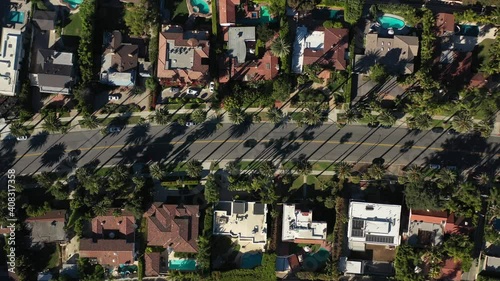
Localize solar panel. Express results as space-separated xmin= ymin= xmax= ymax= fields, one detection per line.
xmin=351 ymin=229 xmax=364 ymax=238
xmin=352 ymin=219 xmax=364 ymax=230
xmin=366 ymin=234 xmax=394 ymax=244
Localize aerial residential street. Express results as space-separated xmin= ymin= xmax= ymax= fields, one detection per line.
xmin=3 ymin=123 xmax=499 ymax=175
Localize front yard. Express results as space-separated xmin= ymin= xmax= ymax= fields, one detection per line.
xmin=63 ymin=13 xmax=83 ymax=37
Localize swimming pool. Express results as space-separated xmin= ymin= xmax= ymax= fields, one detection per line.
xmin=169 ymin=259 xmax=197 ymax=271
xmin=9 ymin=11 xmax=25 ymax=24
xmin=378 ymin=15 xmax=406 ymax=30
xmin=303 ymin=248 xmax=330 ymax=271
xmin=456 ymin=25 xmax=479 ymax=37
xmin=62 ymin=0 xmax=84 ymax=9
xmin=191 ymin=0 xmax=210 ymax=14
xmin=237 ymin=6 xmax=276 ymax=24
xmin=240 ymin=252 xmax=263 ymax=269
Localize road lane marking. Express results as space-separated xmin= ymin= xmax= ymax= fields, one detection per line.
xmin=13 ymin=138 xmax=454 ymax=159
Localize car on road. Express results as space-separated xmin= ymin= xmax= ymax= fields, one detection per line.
xmin=447 ymin=128 xmax=459 ymax=135
xmin=108 ymin=94 xmax=120 ymax=101
xmin=187 ymin=88 xmax=199 ymax=96
xmin=209 ymin=82 xmax=215 ymax=93
xmin=431 ymin=127 xmax=444 ymax=133
xmin=16 ymin=135 xmax=28 ymax=141
xmin=108 ymin=126 xmax=121 ymax=133
xmin=244 ymin=139 xmax=257 ymax=148
xmin=429 ymin=164 xmax=441 ymax=170
xmin=185 ymin=121 xmax=195 ymax=127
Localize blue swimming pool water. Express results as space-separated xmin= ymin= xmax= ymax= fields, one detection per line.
xmin=191 ymin=0 xmax=210 ymax=14
xmin=303 ymin=248 xmax=330 ymax=271
xmin=456 ymin=25 xmax=479 ymax=37
xmin=63 ymin=0 xmax=83 ymax=9
xmin=241 ymin=252 xmax=263 ymax=269
xmin=9 ymin=11 xmax=25 ymax=24
xmin=237 ymin=6 xmax=276 ymax=24
xmin=169 ymin=259 xmax=197 ymax=271
xmin=378 ymin=15 xmax=406 ymax=29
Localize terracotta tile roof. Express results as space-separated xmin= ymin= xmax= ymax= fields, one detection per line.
xmin=218 ymin=0 xmax=240 ymax=25
xmin=91 ymin=209 xmax=136 ymax=242
xmin=144 ymin=203 xmax=200 ymax=253
xmin=436 ymin=13 xmax=455 ymax=36
xmin=145 ymin=252 xmax=161 ymax=276
xmin=440 ymin=259 xmax=462 ymax=281
xmin=469 ymin=72 xmax=487 ymax=88
xmin=221 ymin=51 xmax=279 ymax=82
xmin=79 ymin=238 xmax=134 ymax=266
xmin=303 ymin=27 xmax=349 ymax=71
xmin=26 ymin=210 xmax=66 ymax=222
xmin=157 ymin=26 xmax=210 ymax=84
xmin=410 ymin=209 xmax=448 ymax=224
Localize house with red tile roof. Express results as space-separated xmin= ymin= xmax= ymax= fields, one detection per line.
xmin=435 ymin=13 xmax=455 ymax=37
xmin=292 ymin=26 xmax=349 ymax=74
xmin=440 ymin=258 xmax=462 ymax=281
xmin=79 ymin=209 xmax=136 ymax=268
xmin=407 ymin=209 xmax=473 ymax=246
xmin=157 ymin=26 xmax=210 ymax=86
xmin=218 ymin=0 xmax=240 ymax=26
xmin=143 ymin=203 xmax=199 ymax=253
xmin=219 ymin=26 xmax=279 ymax=83
xmin=144 ymin=252 xmax=161 ymax=277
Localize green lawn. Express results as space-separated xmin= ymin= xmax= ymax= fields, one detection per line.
xmin=172 ymin=0 xmax=189 ymax=22
xmin=95 ymin=167 xmax=113 ymax=177
xmin=290 ymin=176 xmax=305 ymax=191
xmin=46 ymin=245 xmax=60 ymax=270
xmin=477 ymin=38 xmax=495 ymax=68
xmin=63 ymin=13 xmax=83 ymax=37
xmin=239 ymin=160 xmax=260 ymax=171
xmin=311 ymin=161 xmax=336 ymax=171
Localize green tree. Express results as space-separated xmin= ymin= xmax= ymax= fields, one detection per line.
xmin=77 ymin=0 xmax=97 ymax=84
xmin=223 ymin=95 xmax=243 ymax=112
xmin=267 ymin=107 xmax=284 ymax=124
xmin=229 ymin=109 xmax=246 ymax=125
xmin=366 ymin=164 xmax=385 ymax=180
xmin=149 ymin=161 xmax=165 ymax=180
xmin=124 ymin=0 xmax=151 ymax=36
xmin=204 ymin=174 xmax=220 ymax=203
xmin=272 ymin=76 xmax=291 ymax=102
xmin=452 ymin=111 xmax=474 ymax=133
xmin=377 ymin=110 xmax=396 ymax=127
xmin=302 ymin=107 xmax=323 ymax=126
xmin=368 ymin=63 xmax=388 ymax=83
xmin=150 ymin=107 xmax=170 ymax=125
xmin=270 ymin=37 xmax=291 ymax=59
xmin=259 ymin=161 xmax=276 ymax=177
xmin=394 ymin=244 xmax=425 ymax=281
xmin=36 ymin=172 xmax=57 ymax=189
xmin=9 ymin=121 xmax=30 ymax=137
xmin=80 ymin=114 xmax=100 ymax=129
xmin=443 ymin=234 xmax=474 ymax=271
xmin=186 ymin=159 xmax=203 ymax=178
xmin=191 ymin=109 xmax=207 ymax=124
xmin=446 ymin=182 xmax=482 ymax=218
xmin=407 ymin=113 xmax=432 ymax=130
xmin=334 ymin=162 xmax=353 ymax=182
xmin=256 ymin=24 xmax=274 ymax=42
xmin=43 ymin=112 xmax=65 ymax=133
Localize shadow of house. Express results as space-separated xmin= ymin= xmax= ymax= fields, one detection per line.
xmin=433 ymin=50 xmax=473 ymax=90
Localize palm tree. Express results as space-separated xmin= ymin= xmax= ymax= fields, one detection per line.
xmin=43 ymin=112 xmax=63 ymax=133
xmin=334 ymin=161 xmax=352 ymax=182
xmin=400 ymin=165 xmax=426 ymax=185
xmin=149 ymin=161 xmax=165 ymax=180
xmin=185 ymin=159 xmax=203 ymax=178
xmin=475 ymin=121 xmax=492 ymax=138
xmin=436 ymin=168 xmax=456 ymax=189
xmin=302 ymin=107 xmax=323 ymax=126
xmin=366 ymin=164 xmax=385 ymax=180
xmin=150 ymin=107 xmax=170 ymax=125
xmin=80 ymin=114 xmax=100 ymax=129
xmin=225 ymin=161 xmax=241 ymax=177
xmin=377 ymin=110 xmax=396 ymax=127
xmin=267 ymin=107 xmax=284 ymax=124
xmin=407 ymin=113 xmax=432 ymax=130
xmin=452 ymin=111 xmax=474 ymax=133
xmin=270 ymin=37 xmax=291 ymax=58
xmin=229 ymin=109 xmax=245 ymax=125
xmin=35 ymin=172 xmax=56 ymax=189
xmin=475 ymin=172 xmax=491 ymax=186
xmin=9 ymin=121 xmax=29 ymax=137
xmin=191 ymin=109 xmax=207 ymax=124
xmin=344 ymin=109 xmax=358 ymax=124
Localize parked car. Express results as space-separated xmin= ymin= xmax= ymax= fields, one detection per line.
xmin=429 ymin=164 xmax=441 ymax=170
xmin=16 ymin=135 xmax=28 ymax=141
xmin=431 ymin=127 xmax=444 ymax=133
xmin=187 ymin=88 xmax=199 ymax=96
xmin=209 ymin=82 xmax=215 ymax=93
xmin=108 ymin=94 xmax=120 ymax=101
xmin=447 ymin=128 xmax=459 ymax=135
xmin=108 ymin=126 xmax=121 ymax=133
xmin=185 ymin=121 xmax=195 ymax=127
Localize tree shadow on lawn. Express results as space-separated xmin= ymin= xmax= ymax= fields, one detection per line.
xmin=41 ymin=143 xmax=67 ymax=167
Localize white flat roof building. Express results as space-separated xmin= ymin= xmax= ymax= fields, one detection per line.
xmin=0 ymin=28 xmax=23 ymax=96
xmin=213 ymin=201 xmax=268 ymax=251
xmin=347 ymin=201 xmax=402 ymax=251
xmin=282 ymin=204 xmax=327 ymax=243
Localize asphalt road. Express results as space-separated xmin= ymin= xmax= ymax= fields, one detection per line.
xmin=2 ymin=123 xmax=500 ymax=175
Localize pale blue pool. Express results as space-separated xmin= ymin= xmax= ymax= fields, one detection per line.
xmin=456 ymin=25 xmax=479 ymax=37
xmin=378 ymin=15 xmax=406 ymax=29
xmin=241 ymin=252 xmax=262 ymax=269
xmin=191 ymin=0 xmax=210 ymax=14
xmin=9 ymin=11 xmax=25 ymax=24
xmin=62 ymin=0 xmax=83 ymax=9
xmin=238 ymin=6 xmax=276 ymax=24
xmin=169 ymin=259 xmax=197 ymax=271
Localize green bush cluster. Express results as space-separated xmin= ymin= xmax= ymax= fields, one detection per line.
xmin=77 ymin=0 xmax=97 ymax=84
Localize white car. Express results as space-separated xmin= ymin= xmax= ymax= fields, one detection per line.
xmin=16 ymin=136 xmax=28 ymax=141
xmin=108 ymin=126 xmax=121 ymax=133
xmin=209 ymin=82 xmax=215 ymax=93
xmin=187 ymin=88 xmax=199 ymax=96
xmin=108 ymin=95 xmax=120 ymax=101
xmin=185 ymin=122 xmax=195 ymax=127
xmin=429 ymin=164 xmax=441 ymax=170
